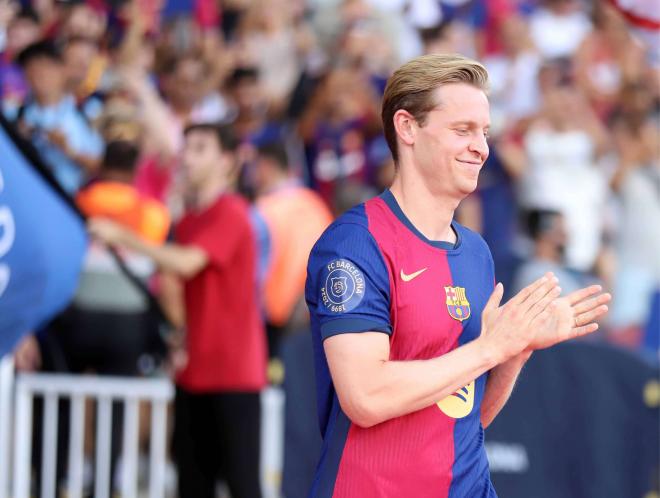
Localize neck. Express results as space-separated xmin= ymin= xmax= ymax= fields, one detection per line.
xmin=171 ymin=101 xmax=193 ymax=116
xmin=190 ymin=175 xmax=227 ymax=210
xmin=35 ymin=92 xmax=64 ymax=107
xmin=389 ymin=169 xmax=459 ymax=244
xmin=99 ymin=170 xmax=133 ymax=184
xmin=260 ymin=173 xmax=292 ymax=196
xmin=535 ymin=242 xmax=560 ymax=263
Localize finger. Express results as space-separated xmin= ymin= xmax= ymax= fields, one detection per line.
xmin=572 ymin=322 xmax=599 ymax=338
xmin=509 ymin=273 xmax=553 ymax=306
xmin=484 ymin=282 xmax=504 ymax=314
xmin=527 ymin=285 xmax=562 ymax=320
xmin=574 ymin=305 xmax=609 ymax=327
xmin=520 ymin=276 xmax=559 ymax=315
xmin=566 ymin=285 xmax=602 ymax=306
xmin=572 ymin=293 xmax=612 ymax=315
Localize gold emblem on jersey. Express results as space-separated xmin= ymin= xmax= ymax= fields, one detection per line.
xmin=444 ymin=286 xmax=471 ymax=322
xmin=437 ymin=381 xmax=475 ymax=418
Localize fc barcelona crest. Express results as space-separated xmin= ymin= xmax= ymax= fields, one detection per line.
xmin=444 ymin=286 xmax=470 ymax=322
xmin=330 ymin=277 xmax=348 ymax=298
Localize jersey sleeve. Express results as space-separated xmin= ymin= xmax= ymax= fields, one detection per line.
xmin=305 ymin=222 xmax=391 ymax=340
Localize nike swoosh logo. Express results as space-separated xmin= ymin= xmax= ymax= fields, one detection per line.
xmin=400 ymin=268 xmax=428 ymax=282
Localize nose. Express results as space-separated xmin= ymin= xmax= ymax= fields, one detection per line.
xmin=468 ymin=133 xmax=489 ymax=162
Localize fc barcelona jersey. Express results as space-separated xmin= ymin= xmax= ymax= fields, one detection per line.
xmin=305 ymin=190 xmax=498 ymax=498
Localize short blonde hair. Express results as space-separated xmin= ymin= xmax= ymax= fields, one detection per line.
xmin=381 ymin=53 xmax=489 ymax=163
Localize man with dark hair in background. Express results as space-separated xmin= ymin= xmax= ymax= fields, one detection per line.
xmin=512 ymin=209 xmax=584 ymax=295
xmin=89 ymin=123 xmax=267 ymax=498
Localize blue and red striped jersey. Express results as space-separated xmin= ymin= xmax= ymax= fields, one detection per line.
xmin=305 ymin=190 xmax=498 ymax=498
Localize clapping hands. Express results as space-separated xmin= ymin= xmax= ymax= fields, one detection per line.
xmin=480 ymin=273 xmax=611 ymax=364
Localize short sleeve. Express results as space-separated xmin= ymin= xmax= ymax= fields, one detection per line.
xmin=305 ymin=222 xmax=391 ymax=340
xmin=178 ymin=199 xmax=250 ymax=269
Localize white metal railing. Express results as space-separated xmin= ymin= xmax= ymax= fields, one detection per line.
xmin=262 ymin=387 xmax=285 ymax=496
xmin=12 ymin=372 xmax=173 ymax=498
xmin=0 ymin=359 xmax=285 ymax=498
xmin=0 ymin=355 xmax=14 ymax=498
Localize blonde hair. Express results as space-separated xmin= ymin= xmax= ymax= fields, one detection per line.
xmin=381 ymin=53 xmax=489 ymax=163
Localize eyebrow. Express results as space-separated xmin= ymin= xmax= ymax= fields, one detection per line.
xmin=448 ymin=120 xmax=490 ymax=129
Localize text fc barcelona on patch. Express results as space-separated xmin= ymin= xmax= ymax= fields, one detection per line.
xmin=444 ymin=286 xmax=471 ymax=322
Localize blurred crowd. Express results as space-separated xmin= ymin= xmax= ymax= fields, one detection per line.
xmin=2 ymin=0 xmax=659 ymax=495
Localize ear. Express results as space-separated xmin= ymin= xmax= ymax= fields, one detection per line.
xmin=393 ymin=109 xmax=416 ymax=148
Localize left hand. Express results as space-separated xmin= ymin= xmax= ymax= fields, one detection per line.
xmin=46 ymin=129 xmax=72 ymax=156
xmin=14 ymin=334 xmax=41 ymax=372
xmin=88 ymin=218 xmax=127 ymax=246
xmin=528 ymin=285 xmax=611 ymax=351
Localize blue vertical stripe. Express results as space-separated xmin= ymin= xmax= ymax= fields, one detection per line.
xmin=308 ymin=395 xmax=352 ymax=498
xmin=447 ymin=224 xmax=497 ymax=498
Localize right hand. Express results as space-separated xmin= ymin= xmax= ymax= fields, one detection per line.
xmin=479 ymin=273 xmax=561 ymax=364
xmin=88 ymin=217 xmax=128 ymax=246
xmin=164 ymin=331 xmax=188 ymax=377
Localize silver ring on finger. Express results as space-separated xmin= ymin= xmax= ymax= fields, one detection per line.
xmin=574 ymin=316 xmax=579 ymax=328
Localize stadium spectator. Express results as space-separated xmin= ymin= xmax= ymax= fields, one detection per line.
xmin=573 ymin=1 xmax=646 ymax=119
xmin=227 ymin=65 xmax=283 ymax=146
xmin=89 ymin=123 xmax=267 ymax=498
xmin=61 ymin=35 xmax=106 ymax=106
xmin=254 ymin=141 xmax=333 ymax=354
xmin=0 ymin=5 xmax=40 ymax=113
xmin=529 ymin=0 xmax=592 ymax=59
xmin=156 ymin=51 xmax=233 ymax=151
xmin=483 ymin=14 xmax=542 ymax=135
xmin=12 ymin=40 xmax=104 ymax=194
xmin=512 ymin=209 xmax=585 ymax=295
xmin=608 ymin=81 xmax=660 ymax=342
xmin=298 ymin=66 xmax=382 ymax=207
xmin=234 ymin=0 xmax=306 ymax=114
xmin=56 ymin=1 xmax=107 ymax=42
xmin=517 ymin=83 xmax=610 ymax=273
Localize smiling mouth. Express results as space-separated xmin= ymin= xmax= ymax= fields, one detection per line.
xmin=456 ymin=159 xmax=483 ymax=168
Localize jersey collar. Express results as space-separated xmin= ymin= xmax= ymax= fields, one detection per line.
xmin=379 ymin=189 xmax=461 ymax=251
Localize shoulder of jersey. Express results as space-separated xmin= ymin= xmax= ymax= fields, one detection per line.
xmin=313 ymin=203 xmax=370 ymax=248
xmin=323 ymin=203 xmax=369 ymax=235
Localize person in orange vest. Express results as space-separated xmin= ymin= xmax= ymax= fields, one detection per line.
xmin=253 ymin=141 xmax=333 ymax=356
xmin=77 ymin=140 xmax=170 ymax=243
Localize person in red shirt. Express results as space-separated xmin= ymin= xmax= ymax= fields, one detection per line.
xmin=89 ymin=123 xmax=267 ymax=498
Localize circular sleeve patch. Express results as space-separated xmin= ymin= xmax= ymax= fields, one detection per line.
xmin=320 ymin=258 xmax=366 ymax=313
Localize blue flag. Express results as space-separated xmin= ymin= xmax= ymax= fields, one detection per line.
xmin=0 ymin=117 xmax=87 ymax=356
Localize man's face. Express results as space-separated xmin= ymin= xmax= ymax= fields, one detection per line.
xmin=411 ymin=83 xmax=490 ymax=198
xmin=63 ymin=41 xmax=97 ymax=88
xmin=24 ymin=57 xmax=66 ymax=103
xmin=168 ymin=58 xmax=204 ymax=108
xmin=232 ymin=77 xmax=266 ymax=115
xmin=546 ymin=214 xmax=568 ymax=259
xmin=182 ymin=130 xmax=226 ymax=188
